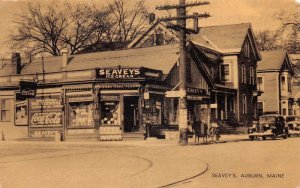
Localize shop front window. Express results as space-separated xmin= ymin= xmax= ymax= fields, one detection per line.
xmin=164 ymin=98 xmax=178 ymax=125
xmin=69 ymin=102 xmax=95 ymax=127
xmin=1 ymin=99 xmax=11 ymax=122
xmin=101 ymin=101 xmax=120 ymax=125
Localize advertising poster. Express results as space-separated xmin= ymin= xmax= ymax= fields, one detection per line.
xmin=29 ymin=95 xmax=63 ymax=129
xmin=15 ymin=100 xmax=28 ymax=126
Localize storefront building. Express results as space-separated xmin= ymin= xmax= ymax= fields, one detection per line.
xmin=0 ymin=43 xmax=214 ymax=141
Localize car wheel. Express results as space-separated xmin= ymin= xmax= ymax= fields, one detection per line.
xmin=283 ymin=134 xmax=288 ymax=139
xmin=272 ymin=135 xmax=276 ymax=140
xmin=262 ymin=136 xmax=266 ymax=140
xmin=249 ymin=136 xmax=254 ymax=141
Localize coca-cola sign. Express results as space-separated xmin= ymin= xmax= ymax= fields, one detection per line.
xmin=30 ymin=112 xmax=63 ymax=128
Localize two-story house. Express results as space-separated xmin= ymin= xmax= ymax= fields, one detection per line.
xmin=257 ymin=50 xmax=294 ymax=116
xmin=130 ymin=23 xmax=261 ymax=126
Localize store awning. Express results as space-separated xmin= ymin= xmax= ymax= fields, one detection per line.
xmin=63 ymin=84 xmax=93 ymax=91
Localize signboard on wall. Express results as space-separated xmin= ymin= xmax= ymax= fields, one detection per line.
xmin=29 ymin=95 xmax=63 ymax=131
xmin=98 ymin=68 xmax=141 ymax=79
xmin=19 ymin=81 xmax=37 ymax=98
xmin=187 ymin=87 xmax=208 ymax=96
xmin=30 ymin=96 xmax=62 ymax=110
xmin=96 ymin=67 xmax=162 ymax=80
xmin=30 ymin=111 xmax=63 ymax=128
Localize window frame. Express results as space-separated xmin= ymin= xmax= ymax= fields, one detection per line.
xmin=257 ymin=101 xmax=264 ymax=116
xmin=288 ymin=77 xmax=292 ymax=92
xmin=257 ymin=76 xmax=264 ymax=91
xmin=220 ymin=63 xmax=231 ymax=82
xmin=0 ymin=98 xmax=11 ymax=122
xmin=281 ymin=76 xmax=286 ymax=91
xmin=242 ymin=94 xmax=247 ymax=114
xmin=241 ymin=64 xmax=247 ymax=84
xmin=250 ymin=67 xmax=255 ymax=85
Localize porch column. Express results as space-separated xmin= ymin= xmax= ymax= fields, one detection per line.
xmin=215 ymin=92 xmax=218 ymax=119
xmin=225 ymin=93 xmax=228 ymax=120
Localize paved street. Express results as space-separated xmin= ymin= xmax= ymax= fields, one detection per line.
xmin=0 ymin=136 xmax=299 ymax=188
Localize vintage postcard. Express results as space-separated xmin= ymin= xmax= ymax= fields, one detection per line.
xmin=0 ymin=0 xmax=299 ymax=188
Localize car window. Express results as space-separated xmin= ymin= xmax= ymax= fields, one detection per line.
xmin=286 ymin=116 xmax=300 ymax=122
xmin=259 ymin=116 xmax=276 ymax=123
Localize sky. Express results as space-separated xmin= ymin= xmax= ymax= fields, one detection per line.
xmin=0 ymin=0 xmax=299 ymax=58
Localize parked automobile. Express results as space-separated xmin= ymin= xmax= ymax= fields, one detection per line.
xmin=248 ymin=114 xmax=288 ymax=140
xmin=285 ymin=115 xmax=300 ymax=137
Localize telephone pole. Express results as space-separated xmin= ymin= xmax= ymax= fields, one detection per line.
xmin=157 ymin=0 xmax=210 ymax=145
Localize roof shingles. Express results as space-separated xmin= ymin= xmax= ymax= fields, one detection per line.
xmin=258 ymin=50 xmax=288 ymax=71
xmin=20 ymin=44 xmax=180 ymax=75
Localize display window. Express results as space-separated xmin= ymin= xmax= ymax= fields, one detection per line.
xmin=101 ymin=101 xmax=120 ymax=125
xmin=144 ymin=98 xmax=162 ymax=125
xmin=69 ymin=102 xmax=95 ymax=127
xmin=164 ymin=98 xmax=179 ymax=125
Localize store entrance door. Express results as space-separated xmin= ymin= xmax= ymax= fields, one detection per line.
xmin=123 ymin=96 xmax=140 ymax=132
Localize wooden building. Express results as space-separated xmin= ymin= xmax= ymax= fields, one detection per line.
xmin=257 ymin=50 xmax=294 ymax=116
xmin=0 ymin=43 xmax=213 ymax=141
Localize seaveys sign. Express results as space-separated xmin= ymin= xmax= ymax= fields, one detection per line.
xmin=98 ymin=68 xmax=141 ymax=79
xmin=97 ymin=67 xmax=162 ymax=79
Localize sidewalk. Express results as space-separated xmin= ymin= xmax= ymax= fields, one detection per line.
xmin=0 ymin=134 xmax=249 ymax=147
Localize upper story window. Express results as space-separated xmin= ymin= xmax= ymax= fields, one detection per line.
xmin=242 ymin=65 xmax=247 ymax=84
xmin=242 ymin=94 xmax=247 ymax=114
xmin=281 ymin=76 xmax=286 ymax=91
xmin=244 ymin=41 xmax=251 ymax=58
xmin=288 ymin=77 xmax=292 ymax=92
xmin=250 ymin=67 xmax=255 ymax=85
xmin=220 ymin=64 xmax=230 ymax=82
xmin=257 ymin=77 xmax=264 ymax=91
xmin=0 ymin=98 xmax=11 ymax=122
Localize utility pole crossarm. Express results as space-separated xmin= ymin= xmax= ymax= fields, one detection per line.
xmin=158 ymin=13 xmax=210 ymax=22
xmin=156 ymin=1 xmax=210 ymax=10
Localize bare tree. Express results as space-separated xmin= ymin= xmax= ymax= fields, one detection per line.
xmin=255 ymin=29 xmax=281 ymax=51
xmin=10 ymin=1 xmax=110 ymax=57
xmin=274 ymin=10 xmax=300 ymax=53
xmin=105 ymin=0 xmax=149 ymax=49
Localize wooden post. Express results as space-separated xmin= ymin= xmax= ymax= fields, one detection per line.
xmin=178 ymin=0 xmax=189 ymax=145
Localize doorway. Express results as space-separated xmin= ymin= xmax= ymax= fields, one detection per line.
xmin=123 ymin=96 xmax=139 ymax=132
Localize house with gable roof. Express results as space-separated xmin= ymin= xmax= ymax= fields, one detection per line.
xmin=257 ymin=50 xmax=295 ymax=116
xmin=129 ymin=22 xmax=262 ymax=127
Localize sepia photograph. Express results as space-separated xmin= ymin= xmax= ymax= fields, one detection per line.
xmin=0 ymin=0 xmax=299 ymax=187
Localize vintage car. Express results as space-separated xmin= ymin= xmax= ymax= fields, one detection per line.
xmin=248 ymin=114 xmax=288 ymax=141
xmin=285 ymin=116 xmax=300 ymax=137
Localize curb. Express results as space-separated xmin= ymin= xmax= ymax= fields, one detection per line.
xmin=157 ymin=160 xmax=209 ymax=188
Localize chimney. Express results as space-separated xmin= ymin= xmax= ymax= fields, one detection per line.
xmin=61 ymin=48 xmax=69 ymax=68
xmin=11 ymin=53 xmax=21 ymax=74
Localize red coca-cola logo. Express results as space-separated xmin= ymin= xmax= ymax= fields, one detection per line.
xmin=31 ymin=112 xmax=62 ymax=125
